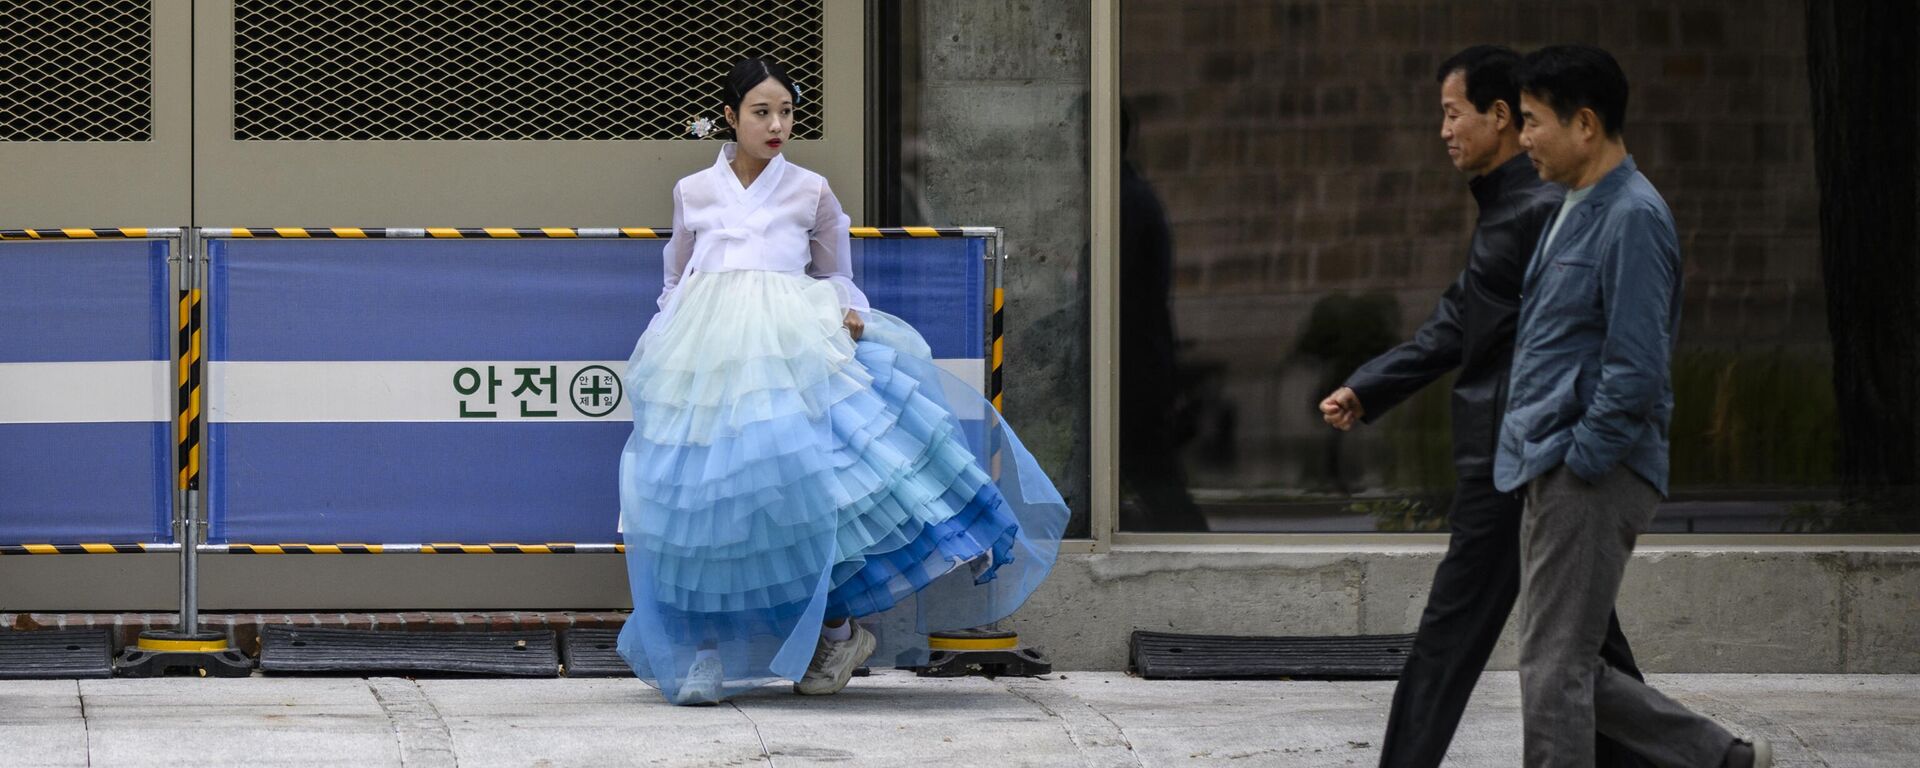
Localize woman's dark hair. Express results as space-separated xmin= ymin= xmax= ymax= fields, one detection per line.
xmin=713 ymin=58 xmax=800 ymax=140
xmin=722 ymin=57 xmax=800 ymax=115
xmin=1516 ymin=45 xmax=1630 ymax=137
xmin=1436 ymin=45 xmax=1523 ymax=126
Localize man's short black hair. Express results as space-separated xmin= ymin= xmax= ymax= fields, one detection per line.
xmin=1516 ymin=45 xmax=1630 ymax=137
xmin=1436 ymin=45 xmax=1524 ymax=126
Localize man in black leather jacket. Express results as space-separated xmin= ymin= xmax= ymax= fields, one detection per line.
xmin=1318 ymin=45 xmax=1650 ymax=768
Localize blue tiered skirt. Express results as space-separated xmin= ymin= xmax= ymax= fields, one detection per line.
xmin=616 ymin=269 xmax=1067 ymax=703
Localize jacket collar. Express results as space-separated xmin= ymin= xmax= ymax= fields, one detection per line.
xmin=1577 ymin=153 xmax=1638 ymax=204
xmin=1468 ymin=152 xmax=1539 ymax=208
xmin=712 ymin=143 xmax=788 ymax=209
xmin=1522 ymin=155 xmax=1641 ymax=286
xmin=1550 ymin=154 xmax=1639 ymax=233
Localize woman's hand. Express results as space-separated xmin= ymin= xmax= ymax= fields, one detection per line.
xmin=843 ymin=310 xmax=865 ymax=341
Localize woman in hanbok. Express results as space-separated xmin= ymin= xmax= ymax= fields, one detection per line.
xmin=617 ymin=58 xmax=1068 ymax=705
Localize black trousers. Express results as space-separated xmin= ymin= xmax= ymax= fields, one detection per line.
xmin=1378 ymin=477 xmax=1653 ymax=768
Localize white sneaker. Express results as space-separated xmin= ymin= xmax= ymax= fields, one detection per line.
xmin=1726 ymin=737 xmax=1774 ymax=768
xmin=794 ymin=623 xmax=875 ymax=696
xmin=672 ymin=652 xmax=725 ymax=706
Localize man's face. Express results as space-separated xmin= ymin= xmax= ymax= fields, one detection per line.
xmin=1518 ymin=91 xmax=1580 ymax=186
xmin=1439 ymin=71 xmax=1505 ymax=176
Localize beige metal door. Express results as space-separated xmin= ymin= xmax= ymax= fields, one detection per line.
xmin=191 ymin=0 xmax=865 ymax=227
xmin=0 ymin=1 xmax=192 ymax=227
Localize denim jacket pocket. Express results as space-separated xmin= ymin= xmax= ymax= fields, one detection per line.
xmin=1538 ymin=255 xmax=1601 ymax=311
xmin=1549 ymin=249 xmax=1601 ymax=269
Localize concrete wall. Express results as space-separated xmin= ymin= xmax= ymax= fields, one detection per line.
xmin=1008 ymin=547 xmax=1920 ymax=674
xmin=6 ymin=546 xmax=1914 ymax=673
xmin=906 ymin=0 xmax=1094 ymax=535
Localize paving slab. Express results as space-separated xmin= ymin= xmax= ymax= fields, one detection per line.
xmin=419 ymin=678 xmax=769 ymax=768
xmin=1656 ymin=674 xmax=1920 ymax=768
xmin=0 ymin=680 xmax=89 ymax=767
xmin=0 ymin=672 xmax=1913 ymax=766
xmin=74 ymin=678 xmax=399 ymax=767
xmin=734 ymin=674 xmax=1085 ymax=767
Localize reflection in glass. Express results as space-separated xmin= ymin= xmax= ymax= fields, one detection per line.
xmin=1117 ymin=1 xmax=1913 ymax=533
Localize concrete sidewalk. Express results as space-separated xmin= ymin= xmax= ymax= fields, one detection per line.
xmin=3 ymin=672 xmax=1914 ymax=767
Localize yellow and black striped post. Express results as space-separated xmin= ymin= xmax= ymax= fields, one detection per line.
xmin=177 ymin=286 xmax=201 ymax=494
xmin=990 ymin=287 xmax=1005 ymax=413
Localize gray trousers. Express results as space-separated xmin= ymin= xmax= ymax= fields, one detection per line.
xmin=1519 ymin=465 xmax=1734 ymax=768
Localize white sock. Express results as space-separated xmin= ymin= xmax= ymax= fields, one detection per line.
xmin=822 ymin=621 xmax=853 ymax=643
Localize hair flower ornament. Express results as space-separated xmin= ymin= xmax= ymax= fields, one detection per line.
xmin=688 ymin=116 xmax=717 ymax=138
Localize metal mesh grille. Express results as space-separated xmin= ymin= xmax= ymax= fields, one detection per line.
xmin=232 ymin=0 xmax=826 ymax=141
xmin=0 ymin=1 xmax=153 ymax=142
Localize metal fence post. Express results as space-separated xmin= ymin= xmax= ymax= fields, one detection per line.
xmin=115 ymin=227 xmax=252 ymax=677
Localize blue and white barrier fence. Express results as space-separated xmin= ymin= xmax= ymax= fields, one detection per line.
xmin=196 ymin=227 xmax=1000 ymax=552
xmin=0 ymin=229 xmax=183 ymax=552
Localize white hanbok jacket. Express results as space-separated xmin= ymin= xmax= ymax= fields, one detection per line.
xmin=655 ymin=144 xmax=871 ymax=322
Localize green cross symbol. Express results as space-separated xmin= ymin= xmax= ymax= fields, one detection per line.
xmin=580 ymin=375 xmax=612 ymax=405
xmin=569 ymin=365 xmax=622 ymax=418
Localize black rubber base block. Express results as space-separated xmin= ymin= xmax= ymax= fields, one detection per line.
xmin=258 ymin=625 xmax=558 ymax=677
xmin=0 ymin=629 xmax=114 ymax=679
xmin=916 ymin=646 xmax=1052 ymax=678
xmin=1130 ymin=630 xmax=1415 ymax=680
xmin=115 ymin=630 xmax=253 ymax=678
xmin=559 ymin=628 xmax=631 ymax=678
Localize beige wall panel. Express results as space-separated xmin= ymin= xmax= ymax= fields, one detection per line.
xmin=0 ymin=2 xmax=191 ymax=227
xmin=190 ymin=0 xmax=863 ymax=227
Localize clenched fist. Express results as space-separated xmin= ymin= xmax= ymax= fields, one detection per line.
xmin=1319 ymin=386 xmax=1364 ymax=431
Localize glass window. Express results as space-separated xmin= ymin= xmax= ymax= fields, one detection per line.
xmin=1116 ymin=3 xmax=1914 ymax=533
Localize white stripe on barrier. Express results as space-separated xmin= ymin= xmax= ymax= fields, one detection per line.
xmin=210 ymin=361 xmax=630 ymax=423
xmin=0 ymin=361 xmax=171 ymax=424
xmin=210 ymin=360 xmax=987 ymax=423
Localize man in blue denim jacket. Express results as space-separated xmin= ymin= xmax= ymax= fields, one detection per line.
xmin=1497 ymin=46 xmax=1768 ymax=768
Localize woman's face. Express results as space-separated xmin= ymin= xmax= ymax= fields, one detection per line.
xmin=725 ymin=77 xmax=794 ymax=164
